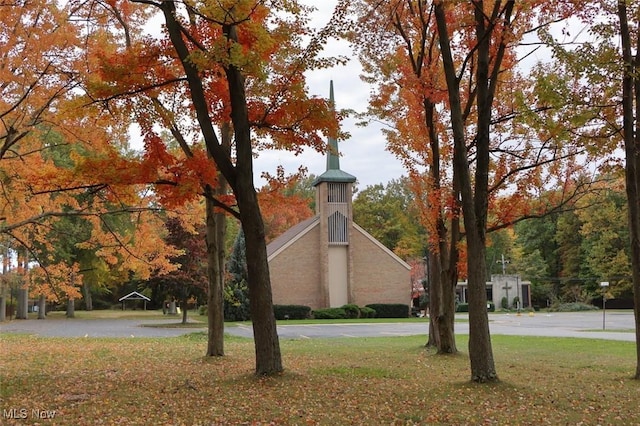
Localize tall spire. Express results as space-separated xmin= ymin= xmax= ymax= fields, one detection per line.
xmin=326 ymin=80 xmax=340 ymax=171
xmin=313 ymin=80 xmax=356 ymax=186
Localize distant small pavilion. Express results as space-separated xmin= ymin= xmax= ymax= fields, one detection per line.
xmin=118 ymin=291 xmax=151 ymax=310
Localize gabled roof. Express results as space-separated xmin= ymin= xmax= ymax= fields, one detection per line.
xmin=352 ymin=223 xmax=411 ymax=270
xmin=119 ymin=291 xmax=151 ymax=302
xmin=266 ymin=215 xmax=411 ymax=271
xmin=267 ymin=215 xmax=319 ymax=260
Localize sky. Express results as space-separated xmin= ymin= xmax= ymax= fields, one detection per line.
xmin=252 ymin=1 xmax=406 ymax=190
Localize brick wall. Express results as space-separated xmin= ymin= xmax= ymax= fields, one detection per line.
xmin=351 ymin=229 xmax=411 ymax=307
xmin=269 ymin=224 xmax=324 ymax=309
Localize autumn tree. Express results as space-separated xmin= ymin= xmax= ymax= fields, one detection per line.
xmin=350 ymin=0 xmax=597 ymax=381
xmin=1 ymin=1 xmax=178 ymax=315
xmin=258 ymin=167 xmax=315 ymax=243
xmin=146 ymin=217 xmax=207 ymax=324
xmin=81 ymin=0 xmax=347 ymax=375
xmin=349 ymin=0 xmax=462 ymax=355
xmin=537 ymin=0 xmax=640 ymax=378
xmin=616 ymin=0 xmax=640 ymax=380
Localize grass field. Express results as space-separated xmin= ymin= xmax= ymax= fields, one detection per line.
xmin=1 ymin=330 xmax=638 ymax=425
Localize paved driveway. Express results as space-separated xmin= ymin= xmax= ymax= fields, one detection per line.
xmin=0 ymin=311 xmax=636 ymax=341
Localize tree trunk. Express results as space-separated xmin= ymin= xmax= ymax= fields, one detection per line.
xmin=205 ymin=122 xmax=231 ymax=357
xmin=423 ymin=100 xmax=457 ymax=354
xmin=426 ymin=252 xmax=441 ymax=349
xmin=160 ymin=3 xmax=282 ymax=375
xmin=181 ymin=296 xmax=188 ymax=325
xmin=238 ymin=189 xmax=282 ymax=375
xmin=66 ymin=298 xmax=75 ymax=318
xmin=428 ymin=251 xmax=457 ymax=353
xmin=206 ymin=192 xmax=225 ymax=356
xmin=37 ymin=294 xmax=46 ymax=319
xmin=617 ymin=1 xmax=640 ymax=379
xmin=0 ymin=296 xmax=5 ymax=321
xmin=435 ymin=212 xmax=459 ymax=354
xmin=434 ymin=1 xmax=509 ymax=382
xmin=16 ymin=288 xmax=27 ymax=319
xmin=83 ymin=282 xmax=93 ymax=311
xmin=466 ymin=236 xmax=496 ymax=382
xmin=438 ymin=270 xmax=457 ymax=354
xmin=224 ymin=24 xmax=282 ymax=376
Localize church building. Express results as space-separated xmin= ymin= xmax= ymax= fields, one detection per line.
xmin=266 ymin=82 xmax=411 ymax=310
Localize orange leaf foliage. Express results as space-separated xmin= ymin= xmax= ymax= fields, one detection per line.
xmin=0 ymin=1 xmax=182 ymax=302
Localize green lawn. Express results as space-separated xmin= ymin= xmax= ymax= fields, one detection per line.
xmin=0 ymin=332 xmax=637 ymax=425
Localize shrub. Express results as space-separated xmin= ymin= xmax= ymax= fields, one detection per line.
xmin=512 ymin=296 xmax=520 ymax=308
xmin=198 ymin=305 xmax=207 ymax=316
xmin=359 ymin=306 xmax=376 ymax=318
xmin=273 ymin=305 xmax=311 ymax=320
xmin=312 ymin=308 xmax=347 ymax=319
xmin=341 ymin=304 xmax=360 ymax=319
xmin=418 ymin=293 xmax=429 ymax=309
xmin=224 ymin=279 xmax=250 ymax=321
xmin=456 ymin=302 xmax=494 ymax=312
xmin=501 ymin=297 xmax=509 ymax=309
xmin=456 ymin=303 xmax=469 ymax=312
xmin=364 ymin=304 xmax=409 ymax=318
xmin=552 ymin=302 xmax=598 ymax=312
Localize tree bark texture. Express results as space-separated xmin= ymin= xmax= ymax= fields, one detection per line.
xmin=37 ymin=294 xmax=45 ymax=319
xmin=617 ymin=0 xmax=640 ymax=379
xmin=434 ymin=1 xmax=511 ymax=382
xmin=181 ymin=296 xmax=188 ymax=324
xmin=427 ymin=251 xmax=442 ymax=349
xmin=66 ymin=298 xmax=75 ymax=318
xmin=206 ymin=193 xmax=225 ymax=357
xmin=83 ymin=282 xmax=93 ymax=311
xmin=224 ymin=35 xmax=282 ymax=373
xmin=16 ymin=288 xmax=27 ymax=319
xmin=16 ymin=288 xmax=29 ymax=319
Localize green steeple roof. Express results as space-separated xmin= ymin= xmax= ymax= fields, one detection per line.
xmin=313 ymin=81 xmax=356 ymax=186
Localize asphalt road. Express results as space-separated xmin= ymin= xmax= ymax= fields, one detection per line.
xmin=0 ymin=311 xmax=636 ymax=341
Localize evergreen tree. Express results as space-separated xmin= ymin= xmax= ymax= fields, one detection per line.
xmin=224 ymin=230 xmax=250 ymax=321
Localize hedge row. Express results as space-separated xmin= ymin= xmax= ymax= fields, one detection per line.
xmin=455 ymin=302 xmax=495 ymax=312
xmin=364 ymin=303 xmax=410 ymax=318
xmin=273 ymin=304 xmax=312 ymax=320
xmin=202 ymin=303 xmax=414 ymax=320
xmin=312 ymin=304 xmax=378 ymax=319
xmin=273 ymin=303 xmax=411 ymax=320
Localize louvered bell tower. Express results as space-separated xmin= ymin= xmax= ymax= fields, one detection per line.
xmin=313 ymin=81 xmax=357 ymax=308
